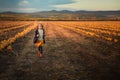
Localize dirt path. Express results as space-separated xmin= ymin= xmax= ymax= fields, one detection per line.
xmin=0 ymin=22 xmax=119 ymax=80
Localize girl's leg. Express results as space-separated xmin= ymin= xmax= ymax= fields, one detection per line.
xmin=39 ymin=46 xmax=43 ymax=53
xmin=38 ymin=46 xmax=43 ymax=57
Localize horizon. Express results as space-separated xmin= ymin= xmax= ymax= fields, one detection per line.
xmin=0 ymin=9 xmax=120 ymax=13
xmin=0 ymin=0 xmax=120 ymax=13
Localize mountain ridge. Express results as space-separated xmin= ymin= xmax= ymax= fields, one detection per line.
xmin=0 ymin=10 xmax=120 ymax=14
xmin=0 ymin=10 xmax=120 ymax=21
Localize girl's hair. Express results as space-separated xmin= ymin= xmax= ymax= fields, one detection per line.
xmin=37 ymin=24 xmax=44 ymax=30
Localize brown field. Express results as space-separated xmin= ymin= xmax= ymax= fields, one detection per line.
xmin=0 ymin=21 xmax=120 ymax=80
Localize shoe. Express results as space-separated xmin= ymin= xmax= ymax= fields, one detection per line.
xmin=38 ymin=51 xmax=42 ymax=57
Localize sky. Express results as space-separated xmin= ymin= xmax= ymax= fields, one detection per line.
xmin=0 ymin=0 xmax=120 ymax=12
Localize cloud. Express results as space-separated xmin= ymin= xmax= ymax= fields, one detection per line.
xmin=0 ymin=0 xmax=119 ymax=12
xmin=18 ymin=0 xmax=29 ymax=6
xmin=53 ymin=0 xmax=120 ymax=10
xmin=18 ymin=8 xmax=37 ymax=11
xmin=0 ymin=7 xmax=38 ymax=12
xmin=53 ymin=0 xmax=84 ymax=10
xmin=17 ymin=7 xmax=39 ymax=12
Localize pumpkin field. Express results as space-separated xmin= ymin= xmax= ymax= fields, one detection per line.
xmin=0 ymin=21 xmax=120 ymax=80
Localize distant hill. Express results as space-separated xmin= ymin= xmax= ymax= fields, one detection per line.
xmin=0 ymin=10 xmax=120 ymax=21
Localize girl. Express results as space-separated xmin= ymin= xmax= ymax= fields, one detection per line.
xmin=34 ymin=24 xmax=45 ymax=57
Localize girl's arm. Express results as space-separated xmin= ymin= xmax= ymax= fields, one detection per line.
xmin=35 ymin=30 xmax=39 ymax=37
xmin=43 ymin=29 xmax=46 ymax=43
